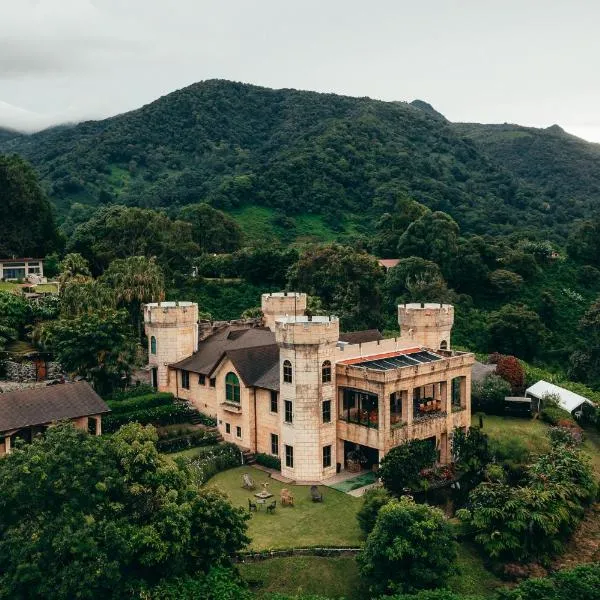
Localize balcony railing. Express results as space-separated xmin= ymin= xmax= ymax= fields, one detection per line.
xmin=339 ymin=409 xmax=379 ymax=429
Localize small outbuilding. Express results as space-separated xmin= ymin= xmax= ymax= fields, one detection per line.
xmin=525 ymin=380 xmax=594 ymax=417
xmin=0 ymin=381 xmax=110 ymax=456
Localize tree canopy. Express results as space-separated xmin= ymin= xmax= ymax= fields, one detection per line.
xmin=0 ymin=423 xmax=249 ymax=599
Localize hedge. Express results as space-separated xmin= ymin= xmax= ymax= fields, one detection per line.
xmin=156 ymin=430 xmax=220 ymax=453
xmin=540 ymin=405 xmax=574 ymax=426
xmin=187 ymin=443 xmax=242 ymax=484
xmin=106 ymin=392 xmax=174 ymax=414
xmin=103 ymin=403 xmax=197 ymax=433
xmin=255 ymin=453 xmax=281 ymax=470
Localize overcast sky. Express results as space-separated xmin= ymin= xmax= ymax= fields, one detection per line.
xmin=2 ymin=0 xmax=600 ymax=142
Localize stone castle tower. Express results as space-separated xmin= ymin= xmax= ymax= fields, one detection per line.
xmin=275 ymin=315 xmax=339 ymax=482
xmin=397 ymin=303 xmax=454 ymax=350
xmin=261 ymin=292 xmax=307 ymax=331
xmin=144 ymin=302 xmax=199 ymax=389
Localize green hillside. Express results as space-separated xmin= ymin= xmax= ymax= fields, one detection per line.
xmin=0 ymin=79 xmax=554 ymax=239
xmin=452 ymin=121 xmax=600 ymax=236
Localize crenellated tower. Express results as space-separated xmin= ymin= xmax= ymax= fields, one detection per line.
xmin=144 ymin=302 xmax=198 ymax=390
xmin=261 ymin=292 xmax=307 ymax=331
xmin=275 ymin=315 xmax=339 ymax=482
xmin=398 ymin=303 xmax=454 ymax=350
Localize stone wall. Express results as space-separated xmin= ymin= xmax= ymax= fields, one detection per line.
xmin=1 ymin=360 xmax=62 ymax=383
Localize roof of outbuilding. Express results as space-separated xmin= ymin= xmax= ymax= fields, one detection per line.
xmin=472 ymin=361 xmax=497 ymax=383
xmin=525 ymin=380 xmax=594 ymax=414
xmin=171 ymin=326 xmax=276 ymax=375
xmin=339 ymin=330 xmax=384 ymax=345
xmin=0 ymin=381 xmax=110 ymax=433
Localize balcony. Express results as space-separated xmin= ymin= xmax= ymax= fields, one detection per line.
xmin=340 ymin=388 xmax=379 ymax=429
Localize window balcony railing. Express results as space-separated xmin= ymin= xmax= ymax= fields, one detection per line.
xmin=413 ymin=410 xmax=447 ymax=424
xmin=339 ymin=409 xmax=379 ymax=429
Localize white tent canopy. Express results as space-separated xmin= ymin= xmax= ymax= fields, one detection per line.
xmin=525 ymin=380 xmax=593 ymax=414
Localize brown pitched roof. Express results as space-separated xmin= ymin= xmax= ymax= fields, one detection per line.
xmin=472 ymin=361 xmax=497 ymax=384
xmin=226 ymin=345 xmax=280 ymax=392
xmin=0 ymin=381 xmax=110 ymax=433
xmin=171 ymin=326 xmax=276 ymax=376
xmin=339 ymin=329 xmax=384 ymax=345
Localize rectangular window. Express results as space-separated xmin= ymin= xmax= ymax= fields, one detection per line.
xmin=271 ymin=433 xmax=279 ymax=456
xmin=199 ymin=374 xmax=206 ymax=385
xmin=284 ymin=400 xmax=293 ymax=423
xmin=236 ymin=426 xmax=242 ymax=439
xmin=270 ymin=391 xmax=278 ymax=413
xmin=181 ymin=370 xmax=190 ymax=389
xmin=209 ymin=378 xmax=216 ymax=387
xmin=225 ymin=423 xmax=231 ymax=434
xmin=323 ymin=445 xmax=332 ymax=468
xmin=322 ymin=400 xmax=331 ymax=423
xmin=285 ymin=445 xmax=294 ymax=468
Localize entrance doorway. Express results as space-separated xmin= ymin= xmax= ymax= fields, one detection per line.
xmin=343 ymin=441 xmax=379 ymax=471
xmin=151 ymin=368 xmax=158 ymax=389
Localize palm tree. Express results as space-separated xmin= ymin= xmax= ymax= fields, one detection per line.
xmin=58 ymin=253 xmax=92 ymax=287
xmin=100 ymin=256 xmax=165 ymax=341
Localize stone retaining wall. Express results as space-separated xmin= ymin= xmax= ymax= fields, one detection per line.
xmin=1 ymin=360 xmax=62 ymax=382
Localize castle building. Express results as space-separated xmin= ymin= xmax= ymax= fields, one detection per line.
xmin=144 ymin=293 xmax=473 ymax=482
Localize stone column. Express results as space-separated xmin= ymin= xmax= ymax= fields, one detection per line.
xmin=5 ymin=435 xmax=11 ymax=454
xmin=403 ymin=387 xmax=414 ymax=426
xmin=95 ymin=416 xmax=102 ymax=436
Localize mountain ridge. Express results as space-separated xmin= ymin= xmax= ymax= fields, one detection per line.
xmin=1 ymin=79 xmax=598 ymax=240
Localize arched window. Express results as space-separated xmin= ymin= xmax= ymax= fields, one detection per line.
xmin=225 ymin=372 xmax=240 ymax=403
xmin=150 ymin=336 xmax=157 ymax=354
xmin=440 ymin=340 xmax=448 ymax=350
xmin=283 ymin=360 xmax=293 ymax=384
xmin=322 ymin=360 xmax=331 ymax=383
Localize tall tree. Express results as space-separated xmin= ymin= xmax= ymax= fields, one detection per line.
xmin=0 ymin=423 xmax=249 ymax=599
xmin=58 ymin=252 xmax=92 ymax=286
xmin=39 ymin=309 xmax=137 ymax=395
xmin=67 ymin=205 xmax=198 ymax=275
xmin=0 ymin=154 xmax=61 ymax=257
xmin=100 ymin=256 xmax=165 ymax=340
xmin=397 ymin=211 xmax=460 ymax=275
xmin=179 ymin=203 xmax=243 ymax=253
xmin=287 ymin=243 xmax=384 ymax=330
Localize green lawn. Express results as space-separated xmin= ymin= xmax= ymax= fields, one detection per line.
xmin=476 ymin=414 xmax=600 ymax=475
xmin=239 ymin=555 xmax=364 ymax=600
xmin=207 ymin=466 xmax=362 ymax=550
xmin=239 ymin=544 xmax=501 ymax=600
xmin=0 ymin=281 xmax=58 ymax=293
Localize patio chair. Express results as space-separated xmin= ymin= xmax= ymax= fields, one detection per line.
xmin=310 ymin=485 xmax=323 ymax=502
xmin=280 ymin=488 xmax=294 ymax=506
xmin=242 ymin=473 xmax=256 ymax=490
xmin=266 ymin=500 xmax=276 ymax=514
xmin=248 ymin=499 xmax=257 ymax=512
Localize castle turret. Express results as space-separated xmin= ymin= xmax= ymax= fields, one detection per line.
xmin=261 ymin=292 xmax=307 ymax=331
xmin=144 ymin=302 xmax=199 ymax=390
xmin=275 ymin=315 xmax=339 ymax=482
xmin=398 ymin=303 xmax=454 ymax=350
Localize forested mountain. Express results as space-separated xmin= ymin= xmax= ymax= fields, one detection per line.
xmin=452 ymin=121 xmax=600 ymax=224
xmin=0 ymin=127 xmax=21 ymax=143
xmin=0 ymin=79 xmax=561 ymax=238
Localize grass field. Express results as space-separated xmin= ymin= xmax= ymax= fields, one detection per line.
xmin=0 ymin=281 xmax=58 ymax=293
xmin=476 ymin=414 xmax=600 ymax=475
xmin=239 ymin=542 xmax=503 ymax=599
xmin=207 ymin=466 xmax=362 ymax=550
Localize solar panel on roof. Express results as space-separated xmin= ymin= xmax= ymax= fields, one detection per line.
xmin=353 ymin=350 xmax=443 ymax=370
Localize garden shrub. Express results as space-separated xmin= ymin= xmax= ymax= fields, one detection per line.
xmin=497 ymin=562 xmax=600 ymax=600
xmin=379 ymin=439 xmax=437 ymax=494
xmin=490 ymin=353 xmax=525 ymax=394
xmin=102 ymin=402 xmax=198 ymax=433
xmin=106 ymin=392 xmax=174 ymax=414
xmin=156 ymin=429 xmax=220 ymax=453
xmin=255 ymin=453 xmax=281 ymax=470
xmin=457 ymin=443 xmax=597 ymax=562
xmin=472 ymin=374 xmax=511 ymax=415
xmin=548 ymin=425 xmax=583 ymax=447
xmin=187 ymin=443 xmax=242 ymax=484
xmin=357 ymin=487 xmax=391 ymax=535
xmin=540 ymin=405 xmax=574 ymax=426
xmin=452 ymin=426 xmax=491 ymax=477
xmin=358 ymin=496 xmax=457 ymax=595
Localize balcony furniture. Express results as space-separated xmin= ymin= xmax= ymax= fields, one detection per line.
xmin=280 ymin=489 xmax=295 ymax=506
xmin=248 ymin=499 xmax=257 ymax=512
xmin=242 ymin=474 xmax=256 ymax=490
xmin=266 ymin=500 xmax=277 ymax=514
xmin=310 ymin=485 xmax=323 ymax=502
xmin=256 ymin=498 xmax=266 ymax=510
